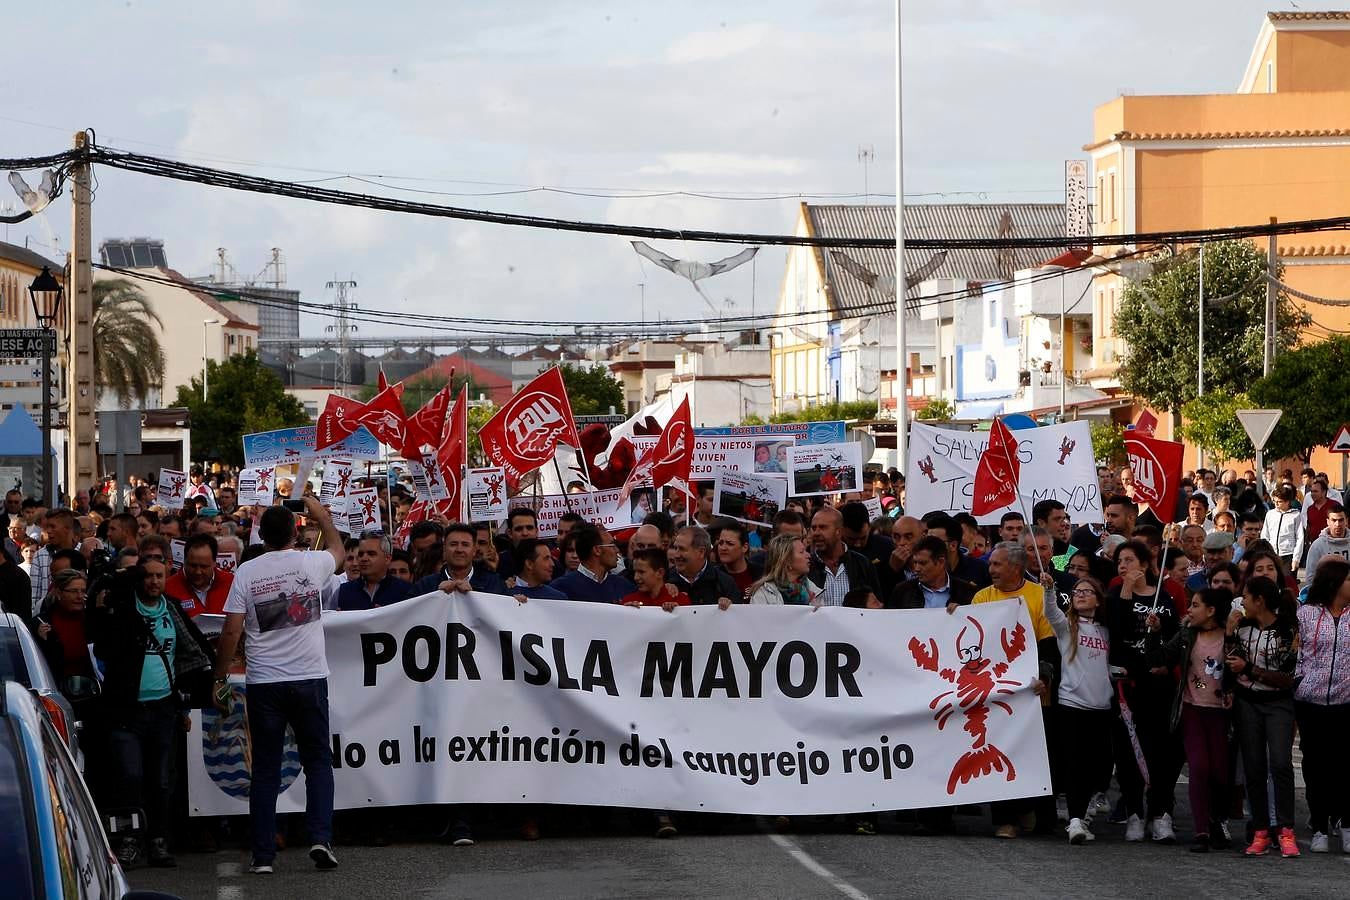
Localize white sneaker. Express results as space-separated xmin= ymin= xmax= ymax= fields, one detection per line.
xmin=1125 ymin=814 xmax=1146 ymax=842
xmin=1151 ymin=813 xmax=1176 ymax=844
xmin=1068 ymin=818 xmax=1090 ymax=845
xmin=1310 ymin=831 xmax=1329 ymax=853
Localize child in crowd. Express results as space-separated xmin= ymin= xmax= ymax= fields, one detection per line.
xmin=1147 ymin=588 xmax=1236 ymax=853
xmin=1226 ymin=576 xmax=1299 ymax=858
xmin=622 ymin=549 xmax=690 ymax=612
xmin=1043 ymin=575 xmax=1113 ymax=845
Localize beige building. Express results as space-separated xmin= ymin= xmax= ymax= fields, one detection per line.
xmin=92 ymin=268 xmax=260 ymax=409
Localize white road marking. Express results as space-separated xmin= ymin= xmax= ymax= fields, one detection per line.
xmin=216 ymin=861 xmax=242 ymax=877
xmin=768 ymin=833 xmax=871 ymax=900
xmin=218 ymin=887 xmax=243 ymax=900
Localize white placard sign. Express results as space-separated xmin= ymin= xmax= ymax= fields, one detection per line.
xmin=465 ymin=467 xmax=508 ymax=523
xmin=787 ymin=442 xmax=864 ymax=497
xmin=186 ymin=593 xmax=1051 ymax=817
xmin=521 ymin=489 xmax=640 ymax=538
xmin=407 ymin=457 xmax=450 ymax=503
xmin=713 ymin=470 xmax=787 ymax=527
xmin=906 ymin=420 xmax=1101 ymax=526
xmin=319 ymin=459 xmax=355 ymax=515
xmin=863 ymin=496 xmax=884 ymax=520
xmin=236 ymin=467 xmax=275 ymax=508
xmin=629 ymin=435 xmax=796 ymax=479
xmin=215 ymin=554 xmax=237 ymax=572
xmin=170 ymin=538 xmax=186 ymax=572
xmin=156 ymin=468 xmax=188 ymax=510
xmin=345 ymin=487 xmax=381 ymax=534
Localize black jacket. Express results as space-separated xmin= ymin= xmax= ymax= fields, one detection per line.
xmin=92 ymin=571 xmax=215 ymax=722
xmin=670 ymin=561 xmax=743 ymax=606
xmin=0 ymin=549 xmax=31 ymax=625
xmin=888 ymin=573 xmax=978 ymax=610
xmin=808 ymin=547 xmax=881 ymax=598
xmin=855 ymin=532 xmax=900 ymax=599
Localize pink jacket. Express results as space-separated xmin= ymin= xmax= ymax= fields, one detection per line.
xmin=1295 ymin=604 xmax=1350 ymax=706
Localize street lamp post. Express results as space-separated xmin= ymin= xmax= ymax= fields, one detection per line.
xmin=28 ymin=266 xmax=63 ymax=507
xmin=202 ymin=319 xmax=221 ymax=401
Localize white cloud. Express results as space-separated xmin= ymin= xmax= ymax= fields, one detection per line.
xmin=636 ymin=153 xmax=807 ymax=178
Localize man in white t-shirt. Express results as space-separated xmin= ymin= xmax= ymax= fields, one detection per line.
xmin=213 ymin=495 xmax=344 ymax=875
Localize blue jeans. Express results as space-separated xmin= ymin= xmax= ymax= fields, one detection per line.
xmin=107 ymin=697 xmax=180 ymax=839
xmin=246 ymin=678 xmax=334 ymax=862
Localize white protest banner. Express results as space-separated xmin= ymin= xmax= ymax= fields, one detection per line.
xmin=713 ymin=470 xmax=787 ymax=527
xmin=787 ymin=442 xmax=863 ymax=497
xmin=906 ymin=420 xmax=1101 ymax=525
xmin=186 ymin=593 xmax=1050 ymax=817
xmin=236 ymin=467 xmax=275 ymax=508
xmin=521 ymin=489 xmax=639 ymax=538
xmin=629 ymin=435 xmax=795 ymax=479
xmin=345 ymin=487 xmax=381 ymax=534
xmin=465 ymin=467 xmax=508 ymax=522
xmin=319 ymin=459 xmax=355 ymax=515
xmin=157 ymin=468 xmax=188 ymax=510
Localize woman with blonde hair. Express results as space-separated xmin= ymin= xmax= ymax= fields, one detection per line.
xmin=748 ymin=533 xmax=820 ymax=606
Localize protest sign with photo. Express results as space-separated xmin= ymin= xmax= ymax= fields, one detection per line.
xmin=242 ymin=423 xmax=380 ymax=467
xmin=787 ymin=442 xmax=863 ymax=497
xmin=157 ymin=468 xmax=188 ymax=510
xmin=236 ymin=467 xmax=275 ymax=508
xmin=187 ymin=593 xmax=1050 ymax=817
xmin=519 ymin=488 xmax=639 ymax=538
xmin=713 ymin=470 xmax=787 ymax=526
xmin=905 ymin=420 xmax=1101 ymax=525
xmin=465 ymin=467 xmax=508 ymax=522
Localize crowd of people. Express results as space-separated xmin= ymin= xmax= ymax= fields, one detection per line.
xmin=1 ymin=456 xmax=1347 ymax=874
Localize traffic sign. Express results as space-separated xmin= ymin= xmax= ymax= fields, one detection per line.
xmin=1236 ymin=408 xmax=1283 ymax=452
xmin=1331 ymin=424 xmax=1350 ymax=454
xmin=0 ymin=329 xmax=56 ymax=356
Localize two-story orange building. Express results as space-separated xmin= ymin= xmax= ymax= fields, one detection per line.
xmin=1087 ymin=10 xmax=1350 ymax=469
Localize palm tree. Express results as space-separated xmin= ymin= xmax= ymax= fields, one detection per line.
xmin=92 ymin=278 xmax=166 ymax=407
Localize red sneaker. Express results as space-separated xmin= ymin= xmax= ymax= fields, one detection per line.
xmin=1244 ymin=829 xmax=1272 ymax=856
xmin=1278 ymin=827 xmax=1301 ymax=858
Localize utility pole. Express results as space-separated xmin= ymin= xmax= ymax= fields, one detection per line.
xmin=893 ymin=0 xmax=908 ymax=473
xmin=1197 ymin=245 xmax=1205 ymax=469
xmin=68 ymin=131 xmax=96 ymax=500
xmin=325 ymin=278 xmax=358 ymax=396
xmin=1266 ymin=217 xmax=1277 ymax=375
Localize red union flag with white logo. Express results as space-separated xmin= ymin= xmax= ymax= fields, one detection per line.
xmin=477 ymin=367 xmax=581 ymax=482
xmin=317 ymin=387 xmax=408 ymax=452
xmin=1125 ymin=432 xmax=1183 ymax=521
xmin=971 ymin=418 xmax=1021 ymax=517
xmin=619 ymin=395 xmax=694 ymax=503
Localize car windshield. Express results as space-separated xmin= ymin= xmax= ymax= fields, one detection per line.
xmin=0 ymin=716 xmax=38 ymax=898
xmin=0 ymin=627 xmax=32 ymax=689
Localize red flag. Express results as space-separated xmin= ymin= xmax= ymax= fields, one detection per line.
xmin=316 ymin=394 xmax=363 ymax=451
xmin=401 ymin=384 xmax=452 ymax=458
xmin=619 ymin=396 xmax=694 ymax=502
xmin=377 ymin=368 xmax=388 ymax=392
xmin=338 ymin=386 xmax=409 ymax=449
xmin=434 ymin=386 xmax=469 ymax=518
xmin=1125 ymin=433 xmax=1184 ymax=521
xmin=971 ymin=418 xmax=1021 ymax=517
xmin=476 ymin=367 xmax=581 ymax=483
xmin=1134 ymin=410 xmax=1158 ymax=438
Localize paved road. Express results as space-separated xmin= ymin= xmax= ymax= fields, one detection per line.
xmin=130 ymin=806 xmax=1349 ymax=899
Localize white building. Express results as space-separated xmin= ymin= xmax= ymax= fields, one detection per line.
xmin=669 ymin=334 xmax=772 ymax=427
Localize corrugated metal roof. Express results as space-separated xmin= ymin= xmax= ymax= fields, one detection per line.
xmin=806 ymin=203 xmax=1067 ymax=315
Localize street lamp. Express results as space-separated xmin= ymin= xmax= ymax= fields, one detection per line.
xmin=202 ymin=319 xmax=221 ymax=401
xmin=28 ymin=265 xmax=62 ymax=507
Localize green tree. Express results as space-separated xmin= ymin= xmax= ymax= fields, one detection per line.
xmin=93 ymin=278 xmax=166 ymax=406
xmin=558 ymin=363 xmax=624 ymax=416
xmin=1250 ymin=336 xmax=1350 ymax=461
xmin=1114 ymin=240 xmax=1306 ymax=412
xmin=915 ymin=398 xmax=956 ymax=422
xmin=769 ymin=401 xmax=878 ymax=424
xmin=467 ymin=401 xmax=497 ymax=466
xmin=1177 ymin=393 xmax=1254 ymax=464
xmin=1089 ymin=421 xmax=1127 ymax=468
xmin=172 ymin=350 xmax=308 ymax=465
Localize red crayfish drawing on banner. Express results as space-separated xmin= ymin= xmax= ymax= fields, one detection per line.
xmin=908 ymin=615 xmax=1027 ymax=794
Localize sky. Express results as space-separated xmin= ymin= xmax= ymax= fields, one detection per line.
xmin=0 ymin=0 xmax=1337 ymax=342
